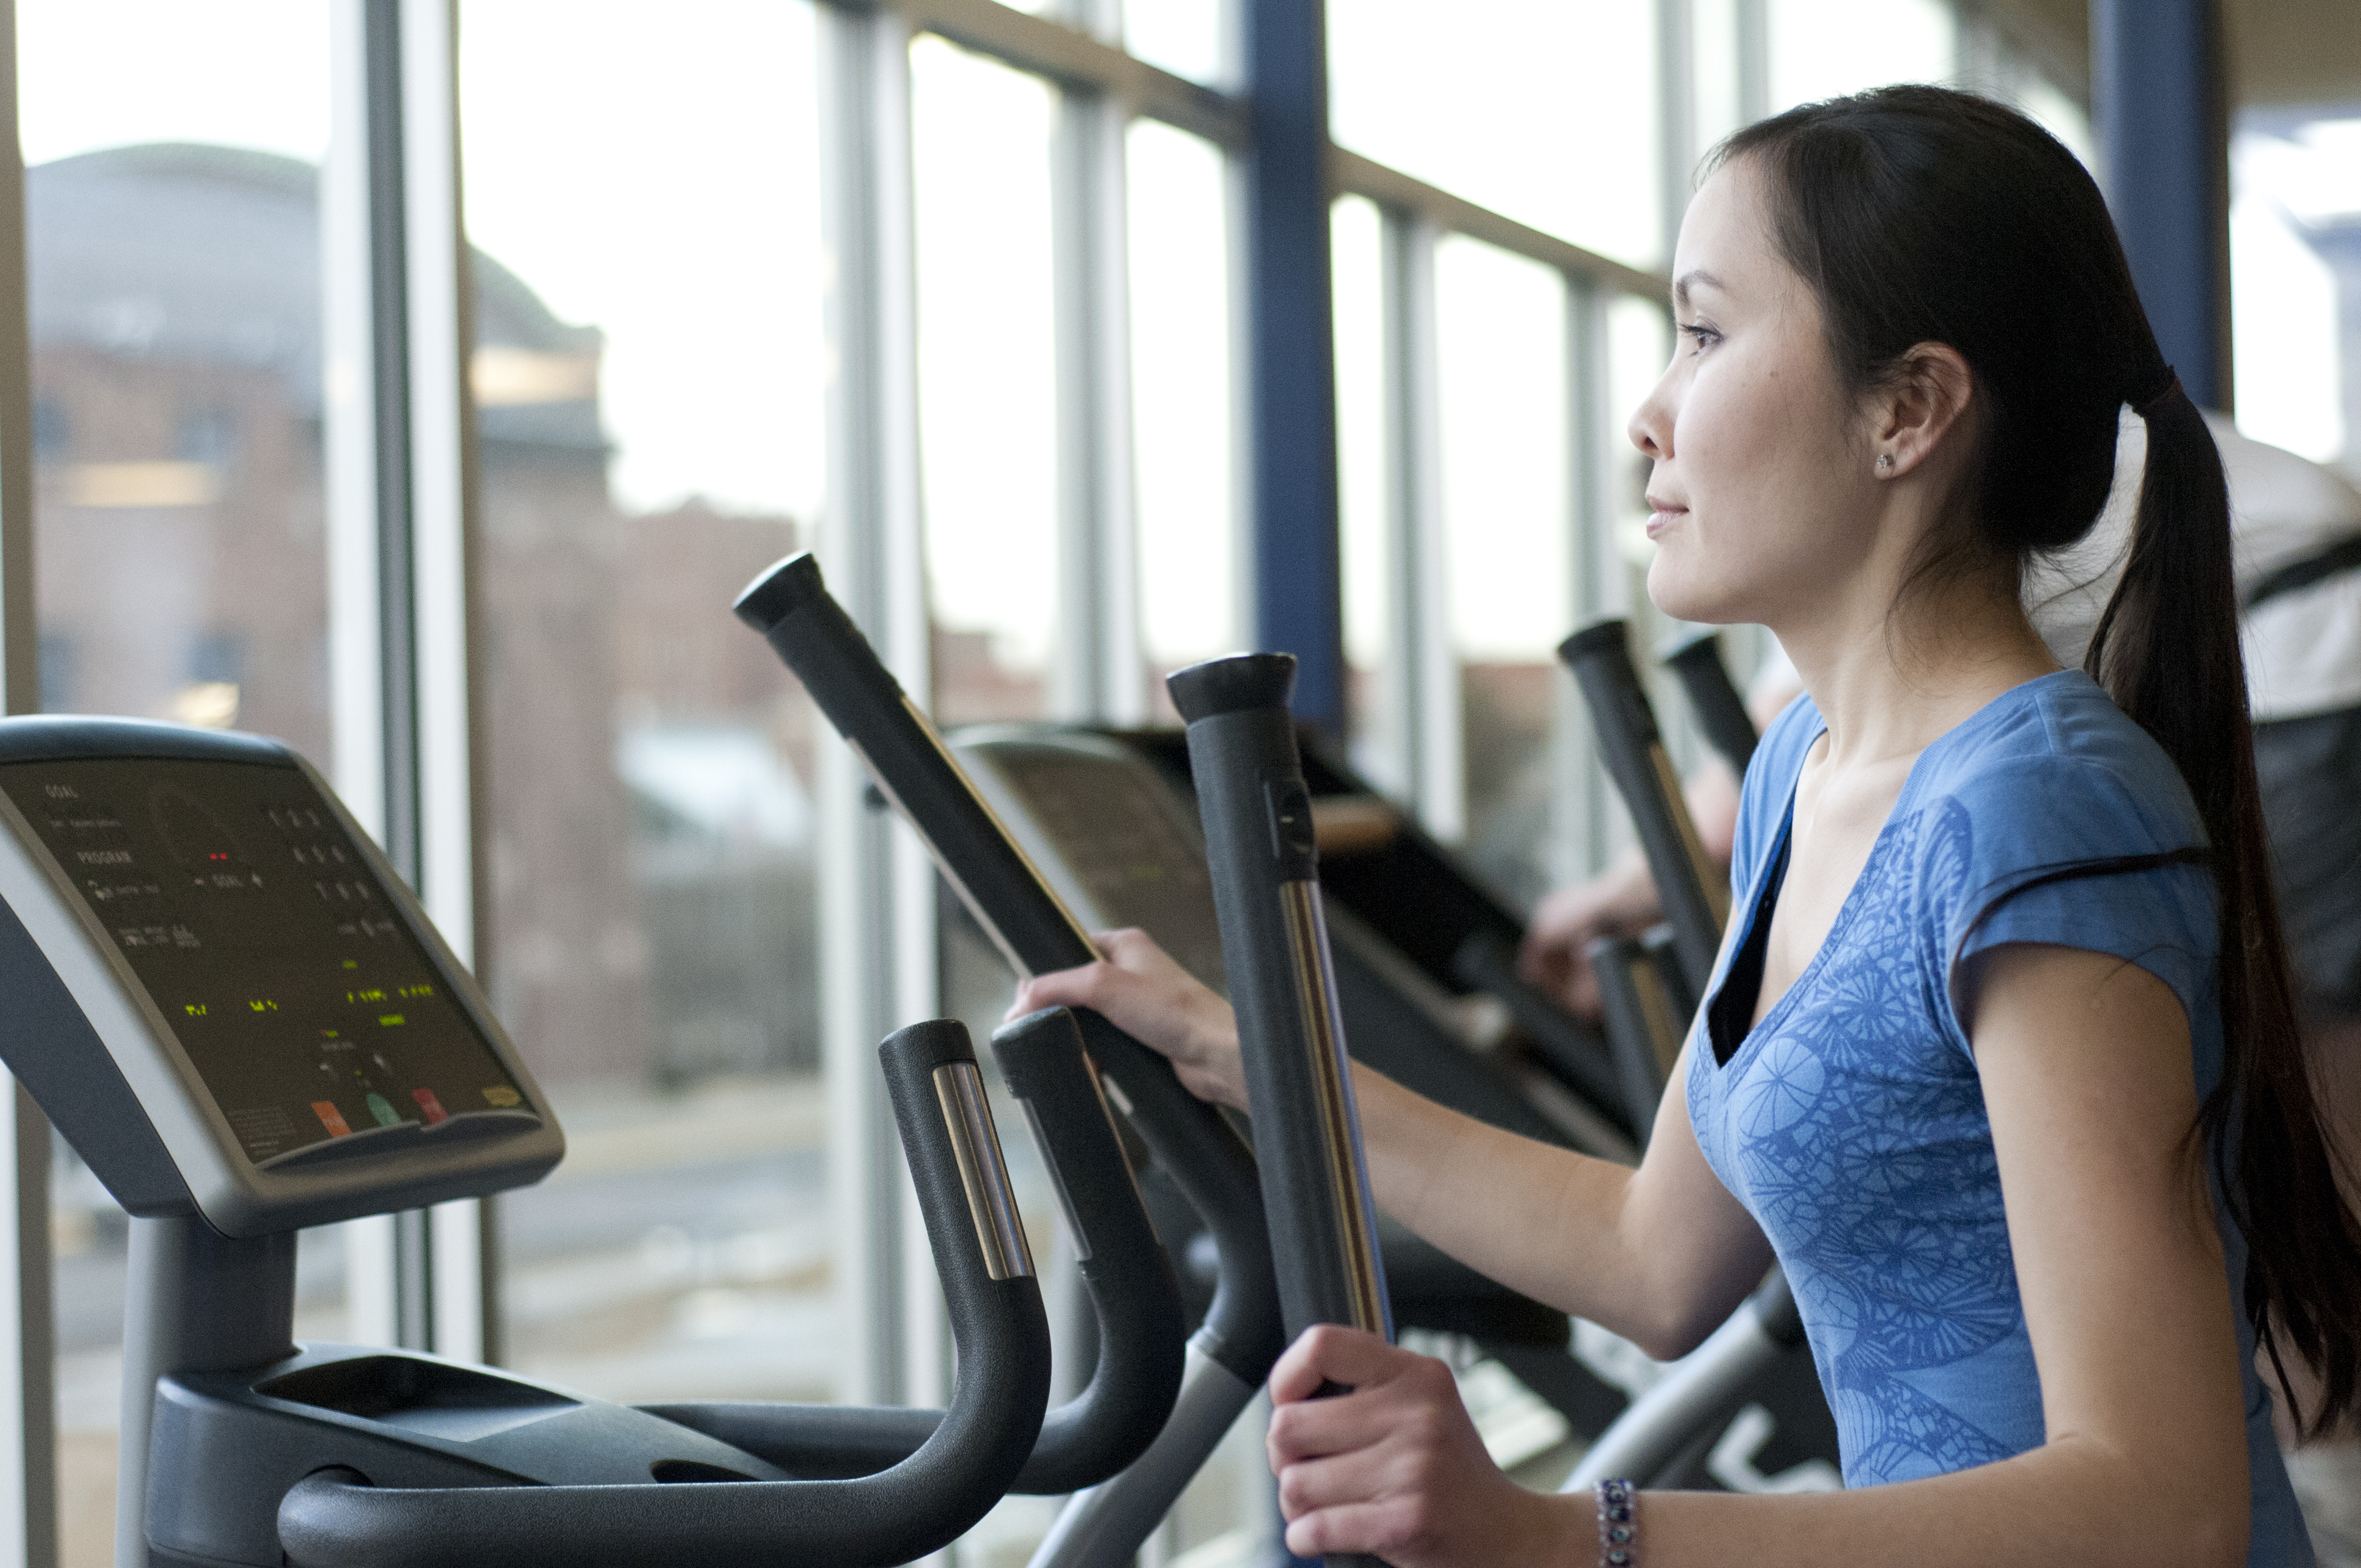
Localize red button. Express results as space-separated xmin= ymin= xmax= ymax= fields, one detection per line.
xmin=311 ymin=1101 xmax=351 ymax=1137
xmin=411 ymin=1087 xmax=448 ymax=1124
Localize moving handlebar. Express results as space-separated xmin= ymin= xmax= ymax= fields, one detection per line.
xmin=643 ymin=1005 xmax=1186 ymax=1495
xmin=732 ymin=552 xmax=1282 ymax=1387
xmin=276 ymin=1021 xmax=1054 ymax=1568
xmin=733 ymin=553 xmax=1286 ymax=1568
xmin=1584 ymin=934 xmax=1685 ymax=1148
xmin=1168 ymin=653 xmax=1391 ymax=1568
xmin=1660 ymin=630 xmax=1758 ymax=777
xmin=1558 ymin=621 xmax=1730 ymax=1003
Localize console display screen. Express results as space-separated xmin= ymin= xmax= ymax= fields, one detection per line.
xmin=0 ymin=759 xmax=531 ymax=1167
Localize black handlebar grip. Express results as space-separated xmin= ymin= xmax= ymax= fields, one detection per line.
xmin=1167 ymin=654 xmax=1391 ymax=1348
xmin=275 ymin=1019 xmax=1051 ymax=1568
xmin=733 ymin=553 xmax=1094 ymax=970
xmin=1558 ymin=621 xmax=1729 ymax=1002
xmin=1067 ymin=1008 xmax=1285 ymax=1380
xmin=989 ymin=1006 xmax=1186 ymax=1490
xmin=1660 ymin=630 xmax=1758 ymax=776
xmin=640 ymin=1008 xmax=1183 ymax=1494
xmin=733 ymin=552 xmax=1284 ymax=1389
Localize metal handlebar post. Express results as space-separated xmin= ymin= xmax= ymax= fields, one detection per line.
xmin=734 ymin=553 xmax=1286 ymax=1567
xmin=1169 ymin=652 xmax=1391 ymax=1568
xmin=1558 ymin=621 xmax=1728 ymax=1003
xmin=1659 ymin=630 xmax=1758 ymax=777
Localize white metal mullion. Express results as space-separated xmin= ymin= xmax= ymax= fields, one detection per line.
xmin=1563 ymin=277 xmax=1623 ymax=880
xmin=324 ymin=0 xmax=405 ymax=1355
xmin=397 ymin=0 xmax=492 ymax=1368
xmin=1377 ymin=208 xmax=1459 ymax=840
xmin=1328 ymin=148 xmax=1667 ymax=303
xmin=327 ymin=3 xmax=389 ymax=850
xmin=1657 ymin=0 xmax=1696 ymax=265
xmin=323 ymin=0 xmax=490 ymax=1359
xmin=817 ymin=1 xmax=933 ymax=1413
xmin=0 ymin=5 xmax=56 ymax=1560
xmin=1736 ymin=0 xmax=1769 ymax=124
xmin=1050 ymin=69 xmax=1144 ymax=724
xmin=898 ymin=0 xmax=1244 ymax=149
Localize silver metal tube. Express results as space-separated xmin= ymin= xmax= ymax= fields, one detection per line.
xmin=1565 ymin=1298 xmax=1783 ymax=1491
xmin=1277 ymin=883 xmax=1387 ymax=1336
xmin=932 ymin=1063 xmax=1035 ymax=1282
xmin=1026 ymin=1340 xmax=1256 ymax=1568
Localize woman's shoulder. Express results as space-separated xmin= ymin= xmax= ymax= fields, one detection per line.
xmin=1914 ymin=670 xmax=2206 ymax=861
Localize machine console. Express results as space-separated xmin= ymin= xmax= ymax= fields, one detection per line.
xmin=0 ymin=720 xmax=559 ymax=1236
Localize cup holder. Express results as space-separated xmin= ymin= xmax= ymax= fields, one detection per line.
xmin=651 ymin=1458 xmax=758 ymax=1484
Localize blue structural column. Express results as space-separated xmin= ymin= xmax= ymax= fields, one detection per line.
xmin=1242 ymin=0 xmax=1346 ymax=732
xmin=2092 ymin=0 xmax=2232 ymax=410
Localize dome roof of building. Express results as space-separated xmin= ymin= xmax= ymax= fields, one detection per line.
xmin=26 ymin=141 xmax=601 ymax=448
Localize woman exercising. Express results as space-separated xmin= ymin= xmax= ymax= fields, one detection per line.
xmin=1018 ymin=87 xmax=2361 ymax=1565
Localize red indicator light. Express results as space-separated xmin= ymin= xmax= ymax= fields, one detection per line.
xmin=311 ymin=1101 xmax=351 ymax=1138
xmin=411 ymin=1088 xmax=448 ymax=1124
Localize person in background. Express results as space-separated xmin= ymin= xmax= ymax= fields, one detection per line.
xmin=1521 ymin=411 xmax=2361 ymax=1566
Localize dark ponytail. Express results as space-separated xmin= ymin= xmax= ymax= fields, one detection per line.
xmin=2090 ymin=382 xmax=2361 ymax=1433
xmin=1721 ymin=85 xmax=2361 ymax=1433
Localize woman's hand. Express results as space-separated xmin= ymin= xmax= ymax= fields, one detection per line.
xmin=1517 ymin=858 xmax=1661 ymax=1020
xmin=1266 ymin=1326 xmax=1573 ymax=1567
xmin=1008 ymin=928 xmax=1248 ymax=1111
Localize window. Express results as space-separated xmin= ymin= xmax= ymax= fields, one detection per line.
xmin=1329 ymin=0 xmax=1663 ymax=268
xmin=0 ymin=3 xmax=2159 ymax=1563
xmin=1766 ymin=0 xmax=1957 ymax=112
xmin=910 ymin=35 xmax=1061 ymax=726
xmin=457 ymin=0 xmax=835 ymax=1411
xmin=15 ymin=4 xmax=334 ymax=1559
xmin=2232 ymin=113 xmax=2358 ymax=466
xmin=1434 ymin=236 xmax=1575 ymax=903
xmin=1130 ymin=117 xmax=1237 ymax=711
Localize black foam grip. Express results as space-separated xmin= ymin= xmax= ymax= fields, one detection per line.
xmin=652 ymin=1009 xmax=1190 ymax=1493
xmin=275 ymin=1020 xmax=1052 ymax=1568
xmin=733 ymin=552 xmax=1285 ymax=1387
xmin=1558 ymin=620 xmax=1725 ymax=1000
xmin=1170 ymin=654 xmax=1391 ymax=1344
xmin=1660 ymin=630 xmax=1758 ymax=776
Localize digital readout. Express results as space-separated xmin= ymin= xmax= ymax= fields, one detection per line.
xmin=0 ymin=759 xmax=530 ymax=1165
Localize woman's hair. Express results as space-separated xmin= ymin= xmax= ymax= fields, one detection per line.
xmin=1715 ymin=84 xmax=2361 ymax=1433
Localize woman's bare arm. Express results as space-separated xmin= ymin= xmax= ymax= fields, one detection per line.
xmin=1012 ymin=928 xmax=1771 ymax=1355
xmin=1267 ymin=943 xmax=2250 ymax=1568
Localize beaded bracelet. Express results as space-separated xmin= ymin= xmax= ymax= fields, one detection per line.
xmin=1597 ymin=1477 xmax=1640 ymax=1567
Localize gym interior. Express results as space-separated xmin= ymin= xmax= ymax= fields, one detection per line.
xmin=0 ymin=1 xmax=2352 ymax=1565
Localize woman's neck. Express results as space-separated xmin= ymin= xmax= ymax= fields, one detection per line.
xmin=1777 ymin=570 xmax=2060 ymax=773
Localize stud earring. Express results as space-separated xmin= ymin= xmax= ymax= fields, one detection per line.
xmin=1875 ymin=454 xmax=1894 ymax=471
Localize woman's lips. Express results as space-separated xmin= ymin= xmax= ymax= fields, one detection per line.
xmin=1646 ymin=505 xmax=1687 ymax=538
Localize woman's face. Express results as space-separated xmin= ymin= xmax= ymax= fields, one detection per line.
xmin=1629 ymin=161 xmax=1883 ymax=627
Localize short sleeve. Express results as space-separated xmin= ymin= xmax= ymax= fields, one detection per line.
xmin=1939 ymin=753 xmax=2216 ymax=1047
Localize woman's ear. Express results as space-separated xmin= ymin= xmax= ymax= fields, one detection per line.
xmin=1874 ymin=342 xmax=1974 ymax=478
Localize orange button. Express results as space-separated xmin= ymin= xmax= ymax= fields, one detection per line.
xmin=311 ymin=1101 xmax=351 ymax=1137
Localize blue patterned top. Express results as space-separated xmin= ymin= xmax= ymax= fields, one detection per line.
xmin=1687 ymin=669 xmax=2308 ymax=1564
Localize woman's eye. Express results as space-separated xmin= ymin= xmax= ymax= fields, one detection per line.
xmin=1678 ymin=322 xmax=1721 ymax=353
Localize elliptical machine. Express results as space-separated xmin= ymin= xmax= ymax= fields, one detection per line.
xmin=0 ymin=717 xmax=1190 ymax=1566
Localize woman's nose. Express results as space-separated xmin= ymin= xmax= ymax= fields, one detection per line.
xmin=1628 ymin=390 xmax=1671 ymax=459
